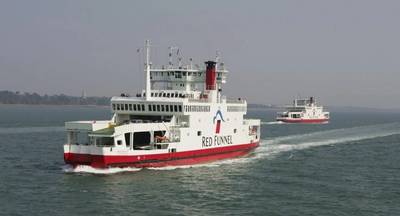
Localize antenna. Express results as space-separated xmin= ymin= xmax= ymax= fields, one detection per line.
xmin=168 ymin=46 xmax=179 ymax=68
xmin=145 ymin=40 xmax=151 ymax=100
xmin=215 ymin=51 xmax=221 ymax=102
xmin=215 ymin=50 xmax=221 ymax=63
xmin=178 ymin=57 xmax=182 ymax=68
xmin=215 ymin=50 xmax=221 ymax=72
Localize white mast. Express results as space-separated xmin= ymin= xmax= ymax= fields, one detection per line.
xmin=145 ymin=40 xmax=151 ymax=100
xmin=215 ymin=51 xmax=220 ymax=103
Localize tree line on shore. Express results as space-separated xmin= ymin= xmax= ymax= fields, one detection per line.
xmin=0 ymin=90 xmax=109 ymax=106
xmin=0 ymin=90 xmax=276 ymax=108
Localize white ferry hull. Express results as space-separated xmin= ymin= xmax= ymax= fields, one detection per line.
xmin=276 ymin=117 xmax=329 ymax=124
xmin=276 ymin=97 xmax=330 ymax=124
xmin=64 ymin=142 xmax=259 ymax=168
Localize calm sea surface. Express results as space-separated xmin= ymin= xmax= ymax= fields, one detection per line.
xmin=0 ymin=104 xmax=399 ymax=216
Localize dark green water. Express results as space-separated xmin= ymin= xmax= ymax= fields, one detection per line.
xmin=1 ymin=104 xmax=399 ymax=216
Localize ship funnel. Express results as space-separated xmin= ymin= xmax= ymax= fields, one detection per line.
xmin=205 ymin=61 xmax=216 ymax=90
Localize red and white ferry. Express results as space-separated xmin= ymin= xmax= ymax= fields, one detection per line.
xmin=276 ymin=97 xmax=329 ymax=123
xmin=64 ymin=40 xmax=260 ymax=168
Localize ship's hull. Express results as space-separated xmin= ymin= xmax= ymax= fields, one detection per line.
xmin=276 ymin=118 xmax=329 ymax=124
xmin=64 ymin=142 xmax=259 ymax=168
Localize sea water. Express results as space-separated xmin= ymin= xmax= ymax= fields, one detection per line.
xmin=0 ymin=104 xmax=399 ymax=216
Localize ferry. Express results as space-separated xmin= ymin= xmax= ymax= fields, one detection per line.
xmin=276 ymin=97 xmax=329 ymax=123
xmin=64 ymin=40 xmax=260 ymax=168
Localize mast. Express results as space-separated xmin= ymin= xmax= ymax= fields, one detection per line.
xmin=145 ymin=40 xmax=151 ymax=100
xmin=215 ymin=51 xmax=220 ymax=103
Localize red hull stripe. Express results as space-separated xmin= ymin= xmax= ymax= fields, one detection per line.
xmin=276 ymin=118 xmax=329 ymax=123
xmin=65 ymin=142 xmax=259 ymax=168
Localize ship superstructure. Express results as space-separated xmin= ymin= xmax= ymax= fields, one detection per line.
xmin=276 ymin=97 xmax=329 ymax=123
xmin=64 ymin=40 xmax=260 ymax=168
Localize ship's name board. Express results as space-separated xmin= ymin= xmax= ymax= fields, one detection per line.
xmin=202 ymin=135 xmax=233 ymax=147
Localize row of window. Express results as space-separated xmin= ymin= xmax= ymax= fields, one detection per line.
xmin=292 ymin=114 xmax=301 ymax=118
xmin=152 ymin=71 xmax=203 ymax=77
xmin=113 ymin=103 xmax=146 ymax=111
xmin=184 ymin=105 xmax=210 ymax=112
xmin=148 ymin=104 xmax=182 ymax=112
xmin=152 ymin=71 xmax=224 ymax=78
xmin=112 ymin=103 xmax=183 ymax=113
xmin=227 ymin=106 xmax=246 ymax=112
xmin=150 ymin=92 xmax=186 ymax=98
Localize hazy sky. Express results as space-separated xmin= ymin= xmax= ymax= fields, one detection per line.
xmin=1 ymin=0 xmax=399 ymax=108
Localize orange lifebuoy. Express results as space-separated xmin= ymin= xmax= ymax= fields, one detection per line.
xmin=155 ymin=136 xmax=169 ymax=143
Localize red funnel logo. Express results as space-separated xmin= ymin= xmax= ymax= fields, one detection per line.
xmin=216 ymin=120 xmax=221 ymax=133
xmin=213 ymin=110 xmax=225 ymax=134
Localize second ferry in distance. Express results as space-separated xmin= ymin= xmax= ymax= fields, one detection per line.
xmin=276 ymin=97 xmax=330 ymax=123
xmin=63 ymin=40 xmax=260 ymax=168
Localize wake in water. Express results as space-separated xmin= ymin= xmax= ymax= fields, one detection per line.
xmin=0 ymin=126 xmax=64 ymax=134
xmin=150 ymin=122 xmax=400 ymax=170
xmin=261 ymin=121 xmax=285 ymax=125
xmin=62 ymin=122 xmax=400 ymax=173
xmin=258 ymin=122 xmax=400 ymax=158
xmin=62 ymin=165 xmax=142 ymax=174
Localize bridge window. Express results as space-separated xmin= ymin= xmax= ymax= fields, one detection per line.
xmin=137 ymin=104 xmax=141 ymax=111
xmin=157 ymin=105 xmax=160 ymax=112
xmin=174 ymin=105 xmax=178 ymax=112
xmin=148 ymin=104 xmax=152 ymax=111
xmin=133 ymin=132 xmax=151 ymax=149
xmin=133 ymin=104 xmax=137 ymax=111
xmin=125 ymin=104 xmax=128 ymax=111
xmin=170 ymin=105 xmax=173 ymax=112
xmin=179 ymin=105 xmax=182 ymax=112
xmin=166 ymin=105 xmax=169 ymax=112
xmin=129 ymin=104 xmax=132 ymax=110
xmin=292 ymin=114 xmax=300 ymax=118
xmin=112 ymin=104 xmax=116 ymax=110
xmin=142 ymin=104 xmax=145 ymax=111
xmin=125 ymin=133 xmax=131 ymax=147
xmin=121 ymin=104 xmax=125 ymax=111
xmin=154 ymin=130 xmax=166 ymax=143
xmin=153 ymin=104 xmax=156 ymax=112
xmin=95 ymin=137 xmax=114 ymax=147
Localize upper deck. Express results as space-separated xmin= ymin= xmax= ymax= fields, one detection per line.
xmin=282 ymin=97 xmax=327 ymax=113
xmin=110 ymin=95 xmax=247 ymax=116
xmin=108 ymin=40 xmax=248 ymax=122
xmin=149 ymin=64 xmax=228 ymax=93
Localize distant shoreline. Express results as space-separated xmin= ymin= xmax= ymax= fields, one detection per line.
xmin=0 ymin=103 xmax=109 ymax=108
xmin=1 ymin=91 xmax=399 ymax=112
xmin=0 ymin=90 xmax=110 ymax=106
